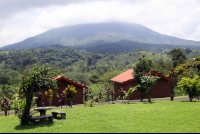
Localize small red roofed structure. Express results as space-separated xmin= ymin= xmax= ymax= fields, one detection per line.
xmin=37 ymin=75 xmax=88 ymax=107
xmin=110 ymin=69 xmax=171 ymax=100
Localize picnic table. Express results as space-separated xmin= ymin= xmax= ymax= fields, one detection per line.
xmin=33 ymin=107 xmax=52 ymax=116
xmin=52 ymin=111 xmax=66 ymax=119
xmin=30 ymin=115 xmax=53 ymax=123
xmin=31 ymin=107 xmax=52 ymax=122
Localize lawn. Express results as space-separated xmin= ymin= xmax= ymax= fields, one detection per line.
xmin=0 ymin=100 xmax=200 ymax=133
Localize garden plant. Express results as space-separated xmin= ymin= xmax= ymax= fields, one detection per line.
xmin=63 ymin=85 xmax=77 ymax=108
xmin=118 ymin=87 xmax=126 ymax=103
xmin=177 ymin=75 xmax=200 ymax=102
xmin=45 ymin=89 xmax=53 ymax=106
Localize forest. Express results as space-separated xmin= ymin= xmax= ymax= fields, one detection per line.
xmin=0 ymin=47 xmax=200 ymax=105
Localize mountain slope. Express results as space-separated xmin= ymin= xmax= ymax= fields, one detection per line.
xmin=2 ymin=22 xmax=200 ymax=50
xmin=84 ymin=40 xmax=200 ymax=54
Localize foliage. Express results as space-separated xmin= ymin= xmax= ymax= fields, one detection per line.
xmin=124 ymin=86 xmax=137 ymax=103
xmin=133 ymin=55 xmax=154 ymax=101
xmin=85 ymin=40 xmax=200 ymax=54
xmin=140 ymin=76 xmax=160 ymax=103
xmin=15 ymin=98 xmax=27 ymax=119
xmin=118 ymin=87 xmax=126 ymax=103
xmin=177 ymin=75 xmax=200 ymax=102
xmin=58 ymin=99 xmax=64 ymax=108
xmin=1 ymin=97 xmax=11 ymax=116
xmin=0 ymin=48 xmax=173 ymax=87
xmin=0 ymin=74 xmax=10 ymax=84
xmin=18 ymin=64 xmax=60 ymax=124
xmin=170 ymin=48 xmax=186 ymax=68
xmin=98 ymin=68 xmax=122 ymax=91
xmin=154 ymin=60 xmax=172 ymax=76
xmin=110 ymin=91 xmax=115 ymax=104
xmin=104 ymin=88 xmax=115 ymax=104
xmin=167 ymin=68 xmax=178 ymax=101
xmin=98 ymin=92 xmax=103 ymax=105
xmin=0 ymin=84 xmax=16 ymax=101
xmin=86 ymin=96 xmax=96 ymax=107
xmin=85 ymin=89 xmax=96 ymax=107
xmin=63 ymin=85 xmax=77 ymax=108
xmin=45 ymin=89 xmax=53 ymax=106
xmin=175 ymin=56 xmax=200 ymax=79
xmin=83 ymin=88 xmax=89 ymax=106
xmin=105 ymin=88 xmax=111 ymax=104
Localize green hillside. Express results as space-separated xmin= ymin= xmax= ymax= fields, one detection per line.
xmin=2 ymin=22 xmax=200 ymax=50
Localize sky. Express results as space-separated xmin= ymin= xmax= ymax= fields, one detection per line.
xmin=0 ymin=0 xmax=200 ymax=48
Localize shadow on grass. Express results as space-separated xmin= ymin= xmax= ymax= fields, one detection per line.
xmin=15 ymin=120 xmax=55 ymax=130
xmin=119 ymin=101 xmax=157 ymax=105
xmin=141 ymin=101 xmax=156 ymax=104
xmin=180 ymin=100 xmax=200 ymax=103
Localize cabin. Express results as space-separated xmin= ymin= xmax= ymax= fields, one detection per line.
xmin=110 ymin=69 xmax=171 ymax=100
xmin=37 ymin=75 xmax=88 ymax=107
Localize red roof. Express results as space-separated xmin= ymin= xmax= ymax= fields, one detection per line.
xmin=54 ymin=75 xmax=88 ymax=89
xmin=110 ymin=69 xmax=171 ymax=84
xmin=110 ymin=69 xmax=135 ymax=84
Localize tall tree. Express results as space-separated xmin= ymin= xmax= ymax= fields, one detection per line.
xmin=154 ymin=60 xmax=172 ymax=76
xmin=175 ymin=56 xmax=200 ymax=79
xmin=133 ymin=55 xmax=154 ymax=101
xmin=19 ymin=64 xmax=60 ymax=124
xmin=170 ymin=48 xmax=186 ymax=68
xmin=168 ymin=68 xmax=178 ymax=101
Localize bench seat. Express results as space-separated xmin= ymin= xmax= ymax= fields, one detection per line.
xmin=30 ymin=115 xmax=53 ymax=122
xmin=52 ymin=111 xmax=66 ymax=119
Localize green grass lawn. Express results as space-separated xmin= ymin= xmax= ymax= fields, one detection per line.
xmin=0 ymin=100 xmax=200 ymax=133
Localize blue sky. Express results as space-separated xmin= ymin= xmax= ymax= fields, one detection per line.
xmin=0 ymin=0 xmax=200 ymax=47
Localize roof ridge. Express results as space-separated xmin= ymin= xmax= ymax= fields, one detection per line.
xmin=55 ymin=75 xmax=88 ymax=89
xmin=110 ymin=69 xmax=171 ymax=84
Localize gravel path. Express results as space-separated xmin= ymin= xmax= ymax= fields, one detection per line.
xmin=0 ymin=96 xmax=196 ymax=116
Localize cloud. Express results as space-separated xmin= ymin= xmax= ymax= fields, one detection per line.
xmin=0 ymin=0 xmax=200 ymax=47
xmin=0 ymin=0 xmax=98 ymax=19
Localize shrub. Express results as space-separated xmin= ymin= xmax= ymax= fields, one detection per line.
xmin=63 ymin=85 xmax=77 ymax=107
xmin=177 ymin=75 xmax=200 ymax=102
xmin=86 ymin=97 xmax=96 ymax=107
xmin=45 ymin=89 xmax=53 ymax=106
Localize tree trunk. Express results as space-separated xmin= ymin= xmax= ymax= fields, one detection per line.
xmin=4 ymin=110 xmax=7 ymax=116
xmin=147 ymin=93 xmax=151 ymax=103
xmin=68 ymin=98 xmax=72 ymax=108
xmin=49 ymin=100 xmax=51 ymax=106
xmin=21 ymin=92 xmax=33 ymax=125
xmin=147 ymin=88 xmax=151 ymax=103
xmin=148 ymin=96 xmax=151 ymax=103
xmin=171 ymin=95 xmax=174 ymax=101
xmin=140 ymin=92 xmax=143 ymax=102
xmin=189 ymin=94 xmax=193 ymax=102
xmin=170 ymin=88 xmax=174 ymax=101
xmin=189 ymin=97 xmax=193 ymax=102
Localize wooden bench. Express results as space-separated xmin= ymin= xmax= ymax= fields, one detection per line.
xmin=30 ymin=115 xmax=53 ymax=123
xmin=52 ymin=111 xmax=66 ymax=119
